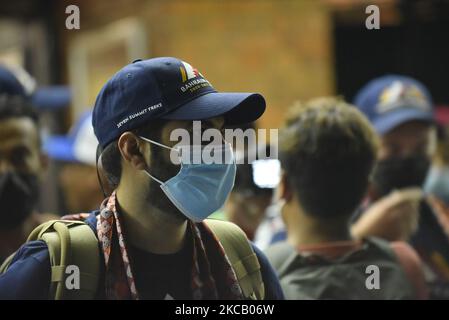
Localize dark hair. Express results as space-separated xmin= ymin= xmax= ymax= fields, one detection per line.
xmin=280 ymin=97 xmax=378 ymax=219
xmin=100 ymin=120 xmax=166 ymax=188
xmin=0 ymin=94 xmax=38 ymax=124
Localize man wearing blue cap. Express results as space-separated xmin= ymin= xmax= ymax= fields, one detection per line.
xmin=352 ymin=75 xmax=449 ymax=298
xmin=0 ymin=65 xmax=64 ymax=264
xmin=0 ymin=57 xmax=283 ymax=300
xmin=0 ymin=95 xmax=55 ymax=264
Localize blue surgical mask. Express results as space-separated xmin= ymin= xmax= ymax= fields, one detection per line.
xmin=139 ymin=136 xmax=236 ymax=222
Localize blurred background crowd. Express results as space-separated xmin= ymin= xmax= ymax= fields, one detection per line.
xmin=0 ymin=0 xmax=449 ymax=299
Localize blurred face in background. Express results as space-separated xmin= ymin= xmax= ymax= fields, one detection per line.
xmin=58 ymin=162 xmax=104 ymax=214
xmin=0 ymin=117 xmax=42 ymax=174
xmin=0 ymin=115 xmax=45 ymax=229
xmin=225 ymin=190 xmax=272 ymax=240
xmin=371 ymin=120 xmax=435 ymax=197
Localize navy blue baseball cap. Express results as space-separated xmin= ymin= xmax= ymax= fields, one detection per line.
xmin=353 ymin=75 xmax=434 ymax=134
xmin=0 ymin=64 xmax=71 ymax=110
xmin=92 ymin=57 xmax=266 ymax=148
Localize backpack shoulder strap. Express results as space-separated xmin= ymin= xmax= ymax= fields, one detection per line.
xmin=366 ymin=237 xmax=428 ymax=299
xmin=26 ymin=219 xmax=100 ymax=299
xmin=205 ymin=219 xmax=265 ymax=300
xmin=390 ymin=241 xmax=429 ymax=299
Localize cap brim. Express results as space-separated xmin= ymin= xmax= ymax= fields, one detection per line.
xmin=43 ymin=136 xmax=77 ymax=162
xmin=31 ymin=86 xmax=71 ymax=110
xmin=374 ymin=108 xmax=435 ymax=134
xmin=161 ymin=92 xmax=266 ymax=125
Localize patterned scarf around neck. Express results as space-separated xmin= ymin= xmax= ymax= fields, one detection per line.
xmin=96 ymin=191 xmax=244 ymax=300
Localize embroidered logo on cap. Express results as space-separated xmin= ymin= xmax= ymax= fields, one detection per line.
xmin=179 ymin=61 xmax=213 ymax=94
xmin=180 ymin=61 xmax=202 ymax=82
xmin=377 ymin=81 xmax=430 ymax=113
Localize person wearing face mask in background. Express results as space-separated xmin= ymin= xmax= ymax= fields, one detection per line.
xmin=0 ymin=64 xmax=69 ymax=264
xmin=351 ymin=75 xmax=449 ymax=299
xmin=0 ymin=57 xmax=284 ymax=300
xmin=0 ymin=96 xmax=55 ymax=263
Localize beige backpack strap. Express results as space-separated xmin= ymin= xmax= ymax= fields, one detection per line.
xmin=26 ymin=219 xmax=100 ymax=300
xmin=205 ymin=219 xmax=265 ymax=300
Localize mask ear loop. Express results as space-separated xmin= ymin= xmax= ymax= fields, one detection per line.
xmin=138 ymin=136 xmax=174 ymax=185
xmin=219 ymin=137 xmax=235 ymax=165
xmin=96 ymin=144 xmax=109 ymax=198
xmin=139 ymin=136 xmax=179 ymax=152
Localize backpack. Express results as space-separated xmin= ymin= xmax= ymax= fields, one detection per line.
xmin=0 ymin=218 xmax=264 ymax=300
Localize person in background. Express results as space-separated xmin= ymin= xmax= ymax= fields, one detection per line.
xmin=251 ymin=153 xmax=286 ymax=251
xmin=0 ymin=96 xmax=55 ymax=263
xmin=352 ymin=75 xmax=449 ymax=299
xmin=44 ymin=111 xmax=104 ymax=214
xmin=223 ymin=151 xmax=277 ymax=240
xmin=0 ymin=64 xmax=67 ymax=264
xmin=265 ymin=97 xmax=428 ymax=299
xmin=253 ymin=204 xmax=287 ymax=251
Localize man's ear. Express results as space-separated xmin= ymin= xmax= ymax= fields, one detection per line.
xmin=118 ymin=132 xmax=147 ymax=170
xmin=278 ymin=171 xmax=293 ymax=203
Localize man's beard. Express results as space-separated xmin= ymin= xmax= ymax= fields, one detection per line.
xmin=145 ymin=148 xmax=187 ymax=223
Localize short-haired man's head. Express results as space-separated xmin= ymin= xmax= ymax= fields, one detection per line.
xmin=280 ymin=97 xmax=378 ymax=219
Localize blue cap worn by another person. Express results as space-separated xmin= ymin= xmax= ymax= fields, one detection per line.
xmin=93 ymin=57 xmax=266 ymax=149
xmin=0 ymin=64 xmax=71 ymax=110
xmin=44 ymin=111 xmax=98 ymax=166
xmin=353 ymin=75 xmax=434 ymax=134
